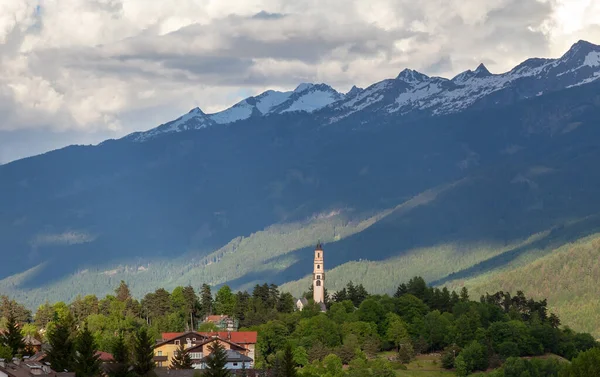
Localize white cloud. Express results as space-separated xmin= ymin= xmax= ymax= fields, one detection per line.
xmin=0 ymin=0 xmax=599 ymax=162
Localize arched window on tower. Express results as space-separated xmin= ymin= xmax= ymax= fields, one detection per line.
xmin=317 ymin=265 xmax=320 ymax=269
xmin=316 ymin=280 xmax=321 ymax=287
xmin=317 ymin=253 xmax=320 ymax=258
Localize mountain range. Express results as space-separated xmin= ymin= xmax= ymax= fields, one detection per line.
xmin=2 ymin=40 xmax=600 ymax=336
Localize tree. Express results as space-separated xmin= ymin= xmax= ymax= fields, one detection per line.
xmin=397 ymin=342 xmax=414 ymax=364
xmin=133 ymin=328 xmax=155 ymax=376
xmin=200 ymin=284 xmax=213 ymax=317
xmin=281 ymin=343 xmax=297 ymax=377
xmin=1 ymin=310 xmax=25 ymax=357
xmin=115 ymin=281 xmax=132 ymax=302
xmin=292 ymin=346 xmax=309 ymax=367
xmin=46 ymin=313 xmax=75 ymax=372
xmin=203 ymin=341 xmax=230 ymax=377
xmin=460 ymin=287 xmax=469 ymax=302
xmin=214 ymin=286 xmax=236 ymax=316
xmin=561 ymin=347 xmax=600 ymax=376
xmin=386 ymin=313 xmax=409 ymax=352
xmin=110 ymin=334 xmax=130 ymax=377
xmin=170 ymin=342 xmax=192 ymax=369
xmin=73 ymin=323 xmax=101 ymax=377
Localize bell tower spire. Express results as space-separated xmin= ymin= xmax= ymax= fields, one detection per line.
xmin=313 ymin=242 xmax=324 ymax=303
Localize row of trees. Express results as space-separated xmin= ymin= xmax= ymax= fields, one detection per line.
xmin=1 ymin=277 xmax=599 ymax=377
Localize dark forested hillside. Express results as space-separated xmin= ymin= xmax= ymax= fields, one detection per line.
xmin=2 ymin=73 xmax=600 ymax=316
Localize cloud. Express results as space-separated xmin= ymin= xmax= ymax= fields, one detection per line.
xmin=0 ymin=0 xmax=599 ymax=163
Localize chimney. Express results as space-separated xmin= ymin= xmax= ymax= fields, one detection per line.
xmin=0 ymin=358 xmax=5 ymax=368
xmin=227 ymin=332 xmax=231 ymax=340
xmin=13 ymin=357 xmax=20 ymax=366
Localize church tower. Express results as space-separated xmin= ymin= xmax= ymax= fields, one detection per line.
xmin=313 ymin=242 xmax=325 ymax=303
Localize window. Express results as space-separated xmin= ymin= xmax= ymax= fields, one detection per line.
xmin=190 ymin=353 xmax=202 ymax=359
xmin=157 ymin=351 xmax=163 ymax=356
xmin=316 ymin=280 xmax=321 ymax=287
xmin=174 ymin=340 xmax=180 ymax=345
xmin=186 ymin=338 xmax=191 ymax=342
xmin=192 ymin=338 xmax=196 ymax=341
xmin=317 ymin=264 xmax=320 ymax=269
xmin=158 ymin=362 xmax=163 ymax=368
xmin=316 ymin=275 xmax=320 ymax=279
xmin=233 ymin=363 xmax=238 ymax=366
xmin=317 ymin=252 xmax=320 ymax=258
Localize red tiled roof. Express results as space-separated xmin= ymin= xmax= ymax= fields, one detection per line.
xmin=161 ymin=331 xmax=257 ymax=344
xmin=95 ymin=351 xmax=114 ymax=362
xmin=205 ymin=315 xmax=230 ymax=322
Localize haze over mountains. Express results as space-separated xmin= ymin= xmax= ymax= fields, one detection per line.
xmin=2 ymin=41 xmax=600 ymax=335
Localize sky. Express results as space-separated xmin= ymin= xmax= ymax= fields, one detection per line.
xmin=1 ymin=0 xmax=600 ymax=164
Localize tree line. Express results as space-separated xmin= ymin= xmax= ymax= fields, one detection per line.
xmin=1 ymin=277 xmax=600 ymax=376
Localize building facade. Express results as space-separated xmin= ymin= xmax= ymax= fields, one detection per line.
xmin=313 ymin=242 xmax=325 ymax=303
xmin=154 ymin=331 xmax=257 ymax=369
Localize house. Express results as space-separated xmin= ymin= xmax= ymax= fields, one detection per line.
xmin=154 ymin=331 xmax=210 ymax=368
xmin=159 ymin=331 xmax=257 ymax=366
xmin=203 ymin=315 xmax=239 ymax=331
xmin=197 ymin=349 xmax=252 ymax=370
xmin=186 ymin=337 xmax=251 ymax=369
xmin=154 ymin=332 xmax=257 ymax=370
xmin=0 ymin=357 xmax=75 ymax=377
xmin=295 ymin=298 xmax=326 ymax=312
xmin=23 ymin=336 xmax=42 ymax=353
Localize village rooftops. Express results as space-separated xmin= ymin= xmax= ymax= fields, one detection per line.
xmin=160 ymin=331 xmax=257 ymax=344
xmin=0 ymin=357 xmax=74 ymax=377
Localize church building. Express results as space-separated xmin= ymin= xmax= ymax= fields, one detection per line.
xmin=295 ymin=242 xmax=327 ymax=312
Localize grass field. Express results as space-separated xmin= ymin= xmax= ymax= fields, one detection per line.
xmin=377 ymin=353 xmax=456 ymax=376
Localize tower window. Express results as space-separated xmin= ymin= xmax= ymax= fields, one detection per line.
xmin=317 ymin=265 xmax=320 ymax=269
xmin=317 ymin=253 xmax=320 ymax=258
xmin=316 ymin=280 xmax=321 ymax=287
xmin=316 ymin=275 xmax=320 ymax=279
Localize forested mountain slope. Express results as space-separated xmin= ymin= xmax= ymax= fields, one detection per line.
xmin=1 ymin=42 xmax=600 ymax=319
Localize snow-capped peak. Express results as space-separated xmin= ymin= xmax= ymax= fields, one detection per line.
xmin=126 ymin=40 xmax=600 ymax=142
xmin=294 ymin=83 xmax=314 ymax=93
xmin=345 ymin=85 xmax=363 ymax=97
xmin=474 ymin=63 xmax=492 ymax=77
xmin=396 ymin=69 xmax=429 ymax=84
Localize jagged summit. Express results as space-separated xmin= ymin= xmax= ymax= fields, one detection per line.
xmin=474 ymin=63 xmax=492 ymax=77
xmin=294 ymin=83 xmax=314 ymax=92
xmin=126 ymin=40 xmax=600 ymax=142
xmin=346 ymin=85 xmax=363 ymax=97
xmin=397 ymin=68 xmax=429 ymax=83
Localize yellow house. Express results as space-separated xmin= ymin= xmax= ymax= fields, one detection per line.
xmin=153 ymin=331 xmax=252 ymax=369
xmin=153 ymin=331 xmax=208 ymax=368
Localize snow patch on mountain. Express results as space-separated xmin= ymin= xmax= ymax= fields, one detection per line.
xmin=210 ymin=100 xmax=255 ymax=124
xmin=255 ymin=90 xmax=292 ymax=114
xmin=126 ymin=39 xmax=600 ymax=142
xmin=584 ymin=51 xmax=600 ymax=67
xmin=281 ymin=89 xmax=342 ymax=113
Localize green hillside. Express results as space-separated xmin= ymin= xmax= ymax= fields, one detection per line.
xmin=446 ymin=233 xmax=600 ymax=338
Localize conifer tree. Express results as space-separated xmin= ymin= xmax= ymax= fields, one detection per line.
xmin=239 ymin=361 xmax=248 ymax=377
xmin=203 ymin=341 xmax=230 ymax=377
xmin=46 ymin=313 xmax=75 ymax=372
xmin=110 ymin=334 xmax=130 ymax=377
xmin=1 ymin=310 xmax=25 ymax=357
xmin=200 ymin=284 xmax=213 ymax=318
xmin=170 ymin=342 xmax=192 ymax=369
xmin=115 ymin=281 xmax=132 ymax=302
xmin=132 ymin=328 xmax=154 ymax=376
xmin=281 ymin=344 xmax=297 ymax=377
xmin=73 ymin=323 xmax=101 ymax=377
